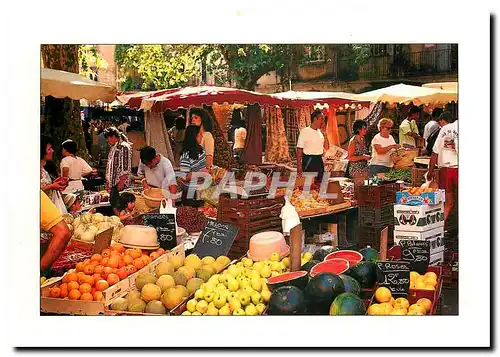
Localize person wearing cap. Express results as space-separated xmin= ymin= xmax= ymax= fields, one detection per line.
xmin=63 ymin=193 xmax=83 ymax=216
xmin=426 ymin=112 xmax=458 ymax=226
xmin=104 ymin=127 xmax=132 ymax=216
xmin=399 ymin=106 xmax=423 ymax=148
xmin=60 ymin=139 xmax=97 ymax=194
xmin=138 ymin=146 xmax=177 ymax=200
xmin=40 ymin=190 xmax=72 ymax=272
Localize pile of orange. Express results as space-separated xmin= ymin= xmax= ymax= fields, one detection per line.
xmin=410 ymin=271 xmax=438 ymax=291
xmin=47 ymin=244 xmax=168 ymax=301
xmin=367 ymin=287 xmax=434 ymax=316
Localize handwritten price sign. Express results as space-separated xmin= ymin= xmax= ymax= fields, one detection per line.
xmin=399 ymin=240 xmax=430 ymax=274
xmin=143 ymin=213 xmax=177 ymax=251
xmin=376 ymin=261 xmax=410 ymax=297
xmin=193 ymin=220 xmax=239 ymax=259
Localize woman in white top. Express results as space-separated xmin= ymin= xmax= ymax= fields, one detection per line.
xmin=60 ymin=140 xmax=96 ymax=194
xmin=369 ymin=118 xmax=400 ymax=176
xmin=233 ymin=120 xmax=247 ymax=160
xmin=189 ymin=108 xmax=215 ymax=170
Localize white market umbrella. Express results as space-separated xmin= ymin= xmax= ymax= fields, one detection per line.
xmin=357 ymin=83 xmax=457 ymax=106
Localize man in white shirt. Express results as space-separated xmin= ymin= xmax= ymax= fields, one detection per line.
xmin=138 ymin=146 xmax=177 ymax=199
xmin=399 ymin=106 xmax=422 ymax=147
xmin=423 ymin=108 xmax=443 ymax=148
xmin=296 ymin=109 xmax=329 ymax=181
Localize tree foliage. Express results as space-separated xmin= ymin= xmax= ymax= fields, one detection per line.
xmin=79 ymin=45 xmax=108 ymax=79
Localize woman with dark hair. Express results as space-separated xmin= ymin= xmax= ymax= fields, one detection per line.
xmin=232 ymin=119 xmax=247 ymax=160
xmin=40 ymin=136 xmax=68 ymax=213
xmin=179 ymin=125 xmax=208 ymax=198
xmin=188 ymin=108 xmax=214 ymax=170
xmin=60 ymin=139 xmax=96 ymax=194
xmin=347 ymin=120 xmax=370 ymax=181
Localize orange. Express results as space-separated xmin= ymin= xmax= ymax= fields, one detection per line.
xmin=95 ymin=280 xmax=110 ymax=291
xmin=117 ymin=268 xmax=128 ymax=280
xmin=110 ymin=250 xmax=121 ymax=258
xmin=80 ymin=292 xmax=94 ymax=301
xmin=111 ymin=244 xmax=125 ymax=254
xmin=415 ymin=280 xmax=427 ymax=290
xmin=79 ymin=283 xmax=92 ymax=294
xmin=375 ymin=287 xmax=392 ymax=303
xmin=101 ymin=248 xmax=111 ymax=258
xmin=133 ymin=258 xmax=145 ymax=270
xmin=118 ymin=259 xmax=126 ymax=269
xmin=65 ymin=272 xmax=78 ymax=283
xmin=83 ymin=264 xmax=95 ymax=275
xmin=122 ymin=255 xmax=134 ymax=265
xmin=93 ymin=291 xmax=104 ymax=301
xmin=141 ymin=255 xmax=151 ymax=266
xmin=83 ymin=275 xmax=95 ymax=286
xmin=391 ymin=308 xmax=407 ymax=315
xmin=367 ymin=304 xmax=382 ymax=316
xmin=94 ymin=265 xmax=105 ymax=275
xmin=68 ymin=289 xmax=81 ymax=300
xmin=107 ymin=273 xmax=120 ymax=286
xmin=101 ymin=257 xmax=109 ymax=266
xmin=90 ymin=254 xmax=102 ymax=263
xmin=150 ymin=252 xmax=159 ymax=261
xmin=49 ymin=287 xmax=61 ymax=298
xmin=394 ymin=298 xmax=410 ymax=310
xmin=424 ymin=285 xmax=435 ymax=291
xmin=107 ymin=255 xmax=120 ymax=269
xmin=408 ymin=304 xmax=426 ymax=315
xmin=379 ymin=302 xmax=394 ymax=315
xmin=389 ymin=297 xmax=395 ymax=307
xmin=424 ymin=272 xmax=438 ymax=281
xmin=125 ymin=265 xmax=137 ymax=275
xmin=102 ymin=267 xmax=114 ymax=279
xmin=78 ymin=274 xmax=90 ymax=285
xmin=59 ymin=283 xmax=69 ymax=299
xmin=68 ymin=281 xmax=79 ymax=291
xmin=156 ymin=248 xmax=165 ymax=256
xmin=129 ymin=249 xmax=142 ymax=259
xmin=410 ymin=271 xmax=420 ymax=281
xmin=93 ymin=273 xmax=103 ymax=282
xmin=417 ymin=298 xmax=433 ymax=313
xmin=75 ymin=262 xmax=86 ymax=272
xmin=424 ymin=277 xmax=437 ymax=287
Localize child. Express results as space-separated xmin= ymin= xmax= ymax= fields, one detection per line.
xmin=119 ymin=192 xmax=137 ymax=224
xmin=63 ymin=193 xmax=82 ymax=217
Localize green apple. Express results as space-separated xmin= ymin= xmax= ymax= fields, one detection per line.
xmin=251 ymin=291 xmax=262 ymax=305
xmin=256 ymin=303 xmax=266 ymax=315
xmin=194 ymin=289 xmax=204 ymax=300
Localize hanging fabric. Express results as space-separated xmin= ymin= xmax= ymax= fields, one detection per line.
xmin=242 ymin=103 xmax=263 ymax=165
xmin=283 ymin=109 xmax=300 ymax=160
xmin=203 ymin=105 xmax=238 ymax=169
xmin=144 ymin=111 xmax=175 ymax=164
xmin=212 ymin=103 xmax=232 ymax=139
xmin=326 ymin=107 xmax=341 ymax=147
xmin=265 ymin=107 xmax=291 ymax=164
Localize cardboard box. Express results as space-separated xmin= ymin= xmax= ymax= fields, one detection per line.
xmin=429 ymin=251 xmax=444 ymax=266
xmin=394 ymin=227 xmax=445 ymax=256
xmin=396 ymin=189 xmax=446 ymax=206
xmin=394 ymin=203 xmax=445 ymax=232
xmin=68 ymin=227 xmax=113 ymax=254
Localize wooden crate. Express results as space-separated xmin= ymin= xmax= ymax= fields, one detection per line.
xmin=355 ymin=183 xmax=401 ymax=208
xmin=412 ymin=167 xmax=440 ymax=187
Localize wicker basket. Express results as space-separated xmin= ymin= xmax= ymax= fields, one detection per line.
xmin=141 ymin=188 xmax=165 ymax=208
xmin=391 ymin=148 xmax=419 ymax=169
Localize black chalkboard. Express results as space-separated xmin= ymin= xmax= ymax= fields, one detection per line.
xmin=193 ymin=220 xmax=239 ymax=259
xmin=399 ymin=240 xmax=430 ymax=275
xmin=376 ymin=261 xmax=410 ymax=297
xmin=143 ymin=213 xmax=177 ymax=251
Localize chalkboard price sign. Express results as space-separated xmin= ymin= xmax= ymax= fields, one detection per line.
xmin=376 ymin=261 xmax=410 ymax=297
xmin=399 ymin=240 xmax=430 ymax=275
xmin=143 ymin=213 xmax=177 ymax=251
xmin=193 ymin=220 xmax=239 ymax=259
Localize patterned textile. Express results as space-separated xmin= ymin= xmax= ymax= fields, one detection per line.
xmin=348 ymin=136 xmax=370 ymax=178
xmin=264 ymin=107 xmax=291 ymax=164
xmin=364 ymin=102 xmax=383 ymax=129
xmin=106 ymin=140 xmax=132 ymax=187
xmin=204 ymin=105 xmax=238 ymax=170
xmin=241 ymin=103 xmax=262 ymax=165
xmin=144 ymin=111 xmax=175 ymax=164
xmin=284 ymin=109 xmax=299 ymax=160
xmin=212 ymin=103 xmax=232 ymax=138
xmin=40 ymin=167 xmax=54 ymax=197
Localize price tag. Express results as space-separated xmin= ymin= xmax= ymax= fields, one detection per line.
xmin=143 ymin=213 xmax=177 ymax=251
xmin=193 ymin=220 xmax=239 ymax=259
xmin=399 ymin=240 xmax=430 ymax=275
xmin=376 ymin=261 xmax=410 ymax=297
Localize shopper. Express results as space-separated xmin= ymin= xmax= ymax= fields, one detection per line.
xmin=369 ymin=118 xmax=400 ymax=176
xmin=399 ymin=106 xmax=422 ymax=147
xmin=60 ymin=139 xmax=96 ymax=194
xmin=63 ymin=193 xmax=82 ymax=216
xmin=189 ymin=108 xmax=215 ymax=170
xmin=233 ymin=120 xmax=247 ymax=160
xmin=138 ymin=146 xmax=177 ymax=199
xmin=119 ymin=192 xmax=137 ymax=225
xmin=104 ymin=127 xmax=132 ymax=216
xmin=126 ymin=122 xmax=146 ymax=175
xmin=179 ymin=125 xmax=208 ymax=199
xmin=423 ymin=107 xmax=443 ymax=148
xmin=40 ymin=190 xmax=72 ymax=272
xmin=347 ymin=120 xmax=370 ymax=181
xmin=40 ymin=136 xmax=68 ymax=214
xmin=168 ymin=115 xmax=186 ymax=167
xmin=296 ymin=109 xmax=329 ymax=181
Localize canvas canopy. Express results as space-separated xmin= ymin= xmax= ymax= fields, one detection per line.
xmin=41 ymin=68 xmax=116 ymax=102
xmin=270 ymin=91 xmax=370 ymax=109
xmin=422 ymin=82 xmax=458 ymax=92
xmin=357 ymin=83 xmax=457 ymax=106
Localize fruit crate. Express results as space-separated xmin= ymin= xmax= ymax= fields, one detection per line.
xmin=357 ymin=225 xmax=394 ymax=251
xmin=227 ymin=222 xmax=283 ymax=260
xmin=412 ymin=167 xmax=440 ymax=187
xmin=357 ymin=205 xmax=394 ymax=227
xmin=355 ymin=183 xmax=401 ymax=208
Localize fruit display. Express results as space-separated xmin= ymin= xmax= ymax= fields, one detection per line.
xmin=367 ymin=287 xmax=433 ymax=316
xmin=198 ymin=205 xmax=217 ymax=220
xmin=44 ymin=244 xmax=168 ymax=302
xmin=329 ymin=292 xmax=366 ymax=316
xmin=63 ymin=213 xmax=124 ymax=243
xmin=267 ymin=286 xmax=305 ymax=315
xmin=309 ymin=259 xmax=350 ymax=278
xmin=402 ymin=187 xmax=438 ymax=195
xmin=109 ymin=253 xmax=232 ymax=314
xmin=410 ymin=271 xmax=438 ymax=291
xmin=304 ymin=273 xmax=345 ymax=314
xmin=289 ymin=188 xmax=329 ymax=212
xmin=324 ymin=250 xmax=363 ymax=267
xmin=176 ymin=206 xmax=209 ymax=233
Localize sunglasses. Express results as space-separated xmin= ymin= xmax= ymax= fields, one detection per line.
xmin=382 ymin=126 xmax=393 ymax=129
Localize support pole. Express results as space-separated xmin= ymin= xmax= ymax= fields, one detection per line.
xmin=289 ymin=224 xmax=303 ymax=271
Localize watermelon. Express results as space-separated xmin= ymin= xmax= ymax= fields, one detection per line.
xmin=345 ymin=261 xmax=377 ymax=289
xmin=267 ymin=286 xmax=305 ymax=315
xmin=305 ymin=273 xmax=345 ymax=313
xmin=312 ymin=246 xmax=338 ymax=262
xmin=324 ymin=250 xmax=363 ymax=267
xmin=359 ymin=247 xmax=380 ymax=262
xmin=309 ymin=258 xmax=349 ymax=278
xmin=338 ymin=274 xmax=361 ymax=296
xmin=329 ymin=292 xmax=366 ymax=315
xmin=301 ymin=260 xmax=320 ymax=273
xmin=266 ymin=271 xmax=308 ymax=292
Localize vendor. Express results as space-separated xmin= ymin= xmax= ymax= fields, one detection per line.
xmin=399 ymin=106 xmax=423 ymax=148
xmin=138 ymin=146 xmax=177 ymax=199
xmin=426 ymin=112 xmax=458 ymax=227
xmin=188 ymin=108 xmax=214 ymax=170
xmin=41 ymin=135 xmax=68 ymax=214
xmin=104 ymin=127 xmax=132 ymax=216
xmin=369 ymin=118 xmax=400 ymax=176
xmin=40 ymin=190 xmax=72 ymax=273
xmin=60 ymin=139 xmax=96 ymax=194
xmin=296 ymin=109 xmax=329 ymax=181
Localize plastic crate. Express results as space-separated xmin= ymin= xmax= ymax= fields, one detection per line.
xmin=358 ymin=205 xmax=394 ymax=227
xmin=355 ymin=183 xmax=401 ymax=208
xmin=412 ymin=167 xmax=440 ymax=187
xmin=357 ymin=225 xmax=394 ymax=250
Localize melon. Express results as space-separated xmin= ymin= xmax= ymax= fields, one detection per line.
xmin=110 ymin=297 xmax=128 ymax=311
xmin=309 ymin=259 xmax=350 ymax=278
xmin=344 ymin=261 xmax=377 ymax=289
xmin=156 ymin=261 xmax=174 ymax=277
xmin=359 ymin=247 xmax=380 ymax=262
xmin=186 ymin=278 xmax=204 ymax=294
xmin=267 ymin=286 xmax=305 ymax=315
xmin=329 ymin=292 xmax=366 ymax=315
xmin=135 ymin=273 xmax=157 ymax=291
xmin=92 ymin=213 xmax=105 ymax=223
xmin=301 ymin=260 xmax=320 ymax=273
xmin=127 ymin=290 xmax=142 ymax=301
xmin=80 ymin=213 xmax=92 ymax=224
xmin=141 ymin=283 xmax=162 ymax=302
xmin=305 ymin=273 xmax=345 ymax=312
xmin=128 ymin=299 xmax=146 ymax=313
xmin=338 ymin=274 xmax=361 ymax=296
xmin=266 ymin=271 xmax=308 ymax=292
xmin=145 ymin=300 xmax=167 ymax=315
xmin=324 ymin=250 xmax=363 ymax=267
xmin=312 ymin=246 xmax=338 ymax=262
xmin=156 ymin=275 xmax=176 ymax=293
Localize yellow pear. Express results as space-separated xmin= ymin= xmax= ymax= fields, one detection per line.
xmin=261 ymin=290 xmax=271 ymax=303
xmin=196 ymin=300 xmax=208 ymax=314
xmin=245 ymin=304 xmax=258 ymax=316
xmin=213 ymin=292 xmax=227 ymax=309
xmin=186 ymin=299 xmax=198 ymax=313
xmin=256 ymin=303 xmax=266 ymax=315
xmin=228 ymin=298 xmax=242 ymax=312
xmin=251 ymin=277 xmax=262 ymax=292
xmin=218 ymin=305 xmax=231 ymax=316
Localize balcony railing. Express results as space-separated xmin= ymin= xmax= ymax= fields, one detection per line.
xmin=336 ymin=48 xmax=458 ymax=81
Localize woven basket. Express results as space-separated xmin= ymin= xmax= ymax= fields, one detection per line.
xmin=391 ymin=148 xmax=419 ymax=169
xmin=141 ymin=188 xmax=165 ymax=208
